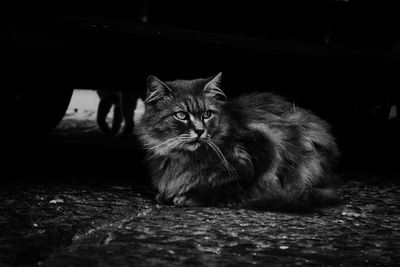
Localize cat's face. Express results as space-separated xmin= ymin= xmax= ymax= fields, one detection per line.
xmin=136 ymin=73 xmax=229 ymax=155
xmin=158 ymin=94 xmax=222 ymax=151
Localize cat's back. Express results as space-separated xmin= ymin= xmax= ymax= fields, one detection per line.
xmin=231 ymin=92 xmax=329 ymax=127
xmin=230 ymin=92 xmax=338 ymax=154
xmin=229 ymin=92 xmax=294 ymax=123
xmin=236 ymin=92 xmax=289 ymax=111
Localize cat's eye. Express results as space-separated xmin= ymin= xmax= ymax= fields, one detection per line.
xmin=202 ymin=110 xmax=213 ymax=120
xmin=174 ymin=111 xmax=188 ymax=120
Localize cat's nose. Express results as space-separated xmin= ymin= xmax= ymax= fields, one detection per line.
xmin=194 ymin=129 xmax=205 ymax=137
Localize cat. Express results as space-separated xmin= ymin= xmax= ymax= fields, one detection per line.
xmin=133 ymin=73 xmax=340 ymax=211
xmin=96 ymin=90 xmax=137 ymax=136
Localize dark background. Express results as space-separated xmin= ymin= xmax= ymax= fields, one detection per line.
xmin=2 ymin=0 xmax=400 ymax=172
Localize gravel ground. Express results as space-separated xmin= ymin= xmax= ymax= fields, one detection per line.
xmin=1 ymin=170 xmax=399 ymax=266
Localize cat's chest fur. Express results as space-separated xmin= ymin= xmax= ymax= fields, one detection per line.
xmin=152 ymin=144 xmax=253 ymax=201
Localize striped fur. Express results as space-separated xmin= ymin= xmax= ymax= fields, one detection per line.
xmin=134 ymin=73 xmax=340 ymax=211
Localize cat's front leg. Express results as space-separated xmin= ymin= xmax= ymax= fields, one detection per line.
xmin=172 ymin=194 xmax=203 ymax=207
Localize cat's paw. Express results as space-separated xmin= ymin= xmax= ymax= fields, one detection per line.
xmin=173 ymin=195 xmax=202 ymax=207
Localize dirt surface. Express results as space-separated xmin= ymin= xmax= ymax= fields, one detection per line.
xmin=1 ymin=98 xmax=399 ymax=266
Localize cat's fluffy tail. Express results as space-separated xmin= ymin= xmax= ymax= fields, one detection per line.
xmin=245 ymin=188 xmax=341 ymax=213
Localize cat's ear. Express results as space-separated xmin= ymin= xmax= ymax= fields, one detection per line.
xmin=203 ymin=72 xmax=226 ymax=101
xmin=145 ymin=75 xmax=172 ymax=103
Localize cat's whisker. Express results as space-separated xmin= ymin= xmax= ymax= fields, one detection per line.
xmin=208 ymin=145 xmax=241 ymax=189
xmin=206 ymin=140 xmax=241 ymax=188
xmin=146 ymin=137 xmax=187 ymax=158
xmin=160 ymin=136 xmax=191 ymax=153
xmin=151 ymin=135 xmax=190 ymax=149
xmin=145 ymin=137 xmax=177 ymax=151
xmin=160 ymin=138 xmax=183 ymax=151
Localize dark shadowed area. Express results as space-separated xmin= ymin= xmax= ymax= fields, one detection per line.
xmin=2 ymin=0 xmax=400 ymax=266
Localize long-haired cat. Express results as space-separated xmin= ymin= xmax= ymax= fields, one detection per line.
xmin=96 ymin=91 xmax=137 ymax=136
xmin=134 ymin=73 xmax=340 ymax=211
